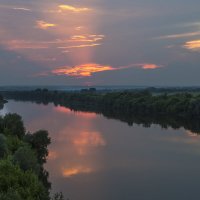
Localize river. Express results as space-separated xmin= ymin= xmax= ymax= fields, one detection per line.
xmin=1 ymin=100 xmax=200 ymax=200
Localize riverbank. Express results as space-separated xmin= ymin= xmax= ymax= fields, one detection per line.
xmin=0 ymin=95 xmax=7 ymax=109
xmin=1 ymin=89 xmax=200 ymax=133
xmin=2 ymin=89 xmax=200 ymax=117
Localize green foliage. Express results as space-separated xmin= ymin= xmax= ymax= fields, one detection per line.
xmin=24 ymin=130 xmax=51 ymax=164
xmin=13 ymin=145 xmax=40 ymax=175
xmin=0 ymin=159 xmax=49 ymax=200
xmin=0 ymin=113 xmax=54 ymax=199
xmin=6 ymin=135 xmax=25 ymax=154
xmin=3 ymin=113 xmax=25 ymax=139
xmin=0 ymin=134 xmax=8 ymax=158
xmin=0 ymin=188 xmax=22 ymax=200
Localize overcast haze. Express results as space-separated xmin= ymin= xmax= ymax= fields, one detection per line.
xmin=0 ymin=0 xmax=200 ymax=86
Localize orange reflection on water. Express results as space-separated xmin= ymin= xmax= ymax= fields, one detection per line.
xmin=73 ymin=131 xmax=106 ymax=155
xmin=48 ymin=151 xmax=58 ymax=160
xmin=62 ymin=166 xmax=93 ymax=177
xmin=45 ymin=105 xmax=106 ymax=178
xmin=54 ymin=106 xmax=97 ymax=119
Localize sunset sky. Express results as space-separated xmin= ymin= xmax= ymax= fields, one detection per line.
xmin=0 ymin=0 xmax=200 ymax=86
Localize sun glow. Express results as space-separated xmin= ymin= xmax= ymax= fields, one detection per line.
xmin=52 ymin=63 xmax=114 ymax=77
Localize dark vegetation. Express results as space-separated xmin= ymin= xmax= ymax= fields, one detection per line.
xmin=0 ymin=96 xmax=66 ymax=200
xmin=1 ymin=89 xmax=200 ymax=133
xmin=0 ymin=94 xmax=7 ymax=110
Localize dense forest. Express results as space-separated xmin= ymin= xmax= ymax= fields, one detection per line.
xmin=1 ymin=89 xmax=200 ymax=133
xmin=0 ymin=96 xmax=66 ymax=200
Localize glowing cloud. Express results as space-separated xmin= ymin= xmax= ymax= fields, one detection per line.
xmin=52 ymin=63 xmax=114 ymax=77
xmin=59 ymin=5 xmax=91 ymax=13
xmin=36 ymin=20 xmax=56 ymax=30
xmin=183 ymin=40 xmax=200 ymax=51
xmin=140 ymin=64 xmax=161 ymax=69
xmin=58 ymin=43 xmax=101 ymax=49
xmin=70 ymin=35 xmax=104 ymax=42
xmin=52 ymin=63 xmax=162 ymax=77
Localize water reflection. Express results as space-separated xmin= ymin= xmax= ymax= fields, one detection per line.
xmin=2 ymin=101 xmax=200 ymax=200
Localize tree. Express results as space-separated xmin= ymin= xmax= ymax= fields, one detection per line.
xmin=0 ymin=159 xmax=49 ymax=200
xmin=13 ymin=145 xmax=40 ymax=175
xmin=0 ymin=134 xmax=8 ymax=158
xmin=24 ymin=130 xmax=51 ymax=164
xmin=3 ymin=113 xmax=25 ymax=139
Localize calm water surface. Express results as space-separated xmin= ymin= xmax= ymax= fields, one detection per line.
xmin=1 ymin=101 xmax=200 ymax=200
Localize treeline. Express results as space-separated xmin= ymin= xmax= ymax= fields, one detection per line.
xmin=2 ymin=89 xmax=200 ymax=132
xmin=0 ymin=113 xmax=65 ymax=200
xmin=0 ymin=94 xmax=7 ymax=110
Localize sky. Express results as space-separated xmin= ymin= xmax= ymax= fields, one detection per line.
xmin=0 ymin=0 xmax=200 ymax=86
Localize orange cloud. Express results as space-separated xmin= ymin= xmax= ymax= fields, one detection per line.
xmin=59 ymin=5 xmax=91 ymax=13
xmin=140 ymin=64 xmax=161 ymax=69
xmin=36 ymin=20 xmax=56 ymax=30
xmin=183 ymin=40 xmax=200 ymax=51
xmin=52 ymin=63 xmax=114 ymax=77
xmin=51 ymin=63 xmax=162 ymax=77
xmin=58 ymin=43 xmax=101 ymax=49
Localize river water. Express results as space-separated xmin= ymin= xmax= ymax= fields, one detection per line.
xmin=1 ymin=100 xmax=200 ymax=200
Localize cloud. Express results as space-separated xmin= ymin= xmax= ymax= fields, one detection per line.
xmin=118 ymin=63 xmax=163 ymax=70
xmin=52 ymin=63 xmax=114 ymax=77
xmin=183 ymin=40 xmax=200 ymax=51
xmin=36 ymin=20 xmax=56 ymax=30
xmin=58 ymin=43 xmax=101 ymax=49
xmin=51 ymin=63 xmax=162 ymax=77
xmin=13 ymin=7 xmax=31 ymax=11
xmin=0 ymin=5 xmax=31 ymax=12
xmin=138 ymin=63 xmax=162 ymax=69
xmin=75 ymin=26 xmax=84 ymax=31
xmin=58 ymin=5 xmax=91 ymax=13
xmin=69 ymin=35 xmax=104 ymax=42
xmin=3 ymin=40 xmax=49 ymax=50
xmin=156 ymin=31 xmax=200 ymax=39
